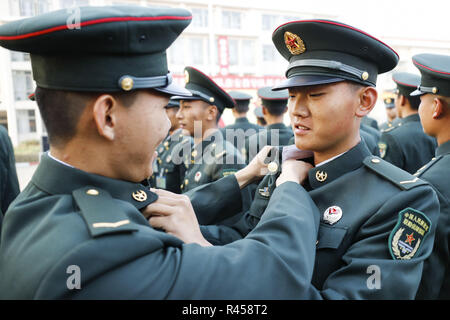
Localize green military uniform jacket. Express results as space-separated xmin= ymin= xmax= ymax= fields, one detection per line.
xmin=361 ymin=116 xmax=379 ymax=130
xmin=415 ymin=140 xmax=450 ymax=299
xmin=181 ymin=131 xmax=251 ymax=226
xmin=243 ymin=122 xmax=293 ymax=164
xmin=149 ymin=129 xmax=193 ymax=194
xmin=200 ymin=141 xmax=440 ymax=299
xmin=0 ymin=126 xmax=20 ymax=232
xmin=0 ymin=153 xmax=322 ymax=299
xmin=221 ymin=117 xmax=262 ymax=153
xmin=378 ymin=114 xmax=437 ymax=174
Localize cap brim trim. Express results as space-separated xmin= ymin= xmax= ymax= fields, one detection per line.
xmin=410 ymin=89 xmax=425 ymax=96
xmin=154 ymin=83 xmax=192 ymax=97
xmin=272 ymin=75 xmax=345 ymax=90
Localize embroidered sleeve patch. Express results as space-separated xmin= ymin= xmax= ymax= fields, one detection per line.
xmin=378 ymin=142 xmax=387 ymax=158
xmin=389 ymin=208 xmax=431 ymax=260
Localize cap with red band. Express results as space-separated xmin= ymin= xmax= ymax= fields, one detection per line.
xmin=0 ymin=5 xmax=192 ymax=96
xmin=271 ymin=19 xmax=399 ymax=90
xmin=392 ymin=72 xmax=421 ymax=97
xmin=411 ymin=53 xmax=450 ymax=97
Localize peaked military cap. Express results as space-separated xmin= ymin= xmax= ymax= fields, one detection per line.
xmin=392 ymin=72 xmax=421 ymax=97
xmin=173 ymin=66 xmax=235 ymax=113
xmin=0 ymin=5 xmax=192 ymax=96
xmin=411 ymin=53 xmax=450 ymax=97
xmin=271 ymin=19 xmax=399 ymax=90
xmin=165 ymin=99 xmax=180 ymax=109
xmin=229 ymin=91 xmax=252 ymax=113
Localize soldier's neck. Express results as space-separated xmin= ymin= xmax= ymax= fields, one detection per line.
xmin=264 ymin=115 xmax=285 ymax=126
xmin=313 ymin=135 xmax=361 ymax=166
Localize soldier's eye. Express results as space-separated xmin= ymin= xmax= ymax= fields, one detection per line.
xmin=310 ymin=93 xmax=325 ymax=97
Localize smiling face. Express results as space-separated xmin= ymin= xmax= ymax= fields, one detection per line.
xmin=288 ymin=81 xmax=364 ymax=161
xmin=113 ymin=90 xmax=170 ymax=181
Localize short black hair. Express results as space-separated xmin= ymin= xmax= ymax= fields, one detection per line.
xmin=262 ymin=100 xmax=287 ymax=116
xmin=234 ymin=100 xmax=249 ymax=113
xmin=35 ymin=87 xmax=138 ymax=147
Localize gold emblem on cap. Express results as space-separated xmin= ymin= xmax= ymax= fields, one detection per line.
xmin=132 ymin=190 xmax=147 ymax=202
xmin=121 ymin=77 xmax=134 ymax=91
xmin=361 ymin=72 xmax=369 ymax=81
xmin=432 ymin=87 xmax=438 ymax=94
xmin=386 ymin=98 xmax=392 ymax=104
xmin=268 ymin=161 xmax=278 ymax=173
xmin=284 ymin=31 xmax=306 ymax=55
xmin=86 ymin=189 xmax=99 ymax=196
xmin=184 ymin=70 xmax=190 ymax=84
xmin=316 ymin=170 xmax=328 ymax=182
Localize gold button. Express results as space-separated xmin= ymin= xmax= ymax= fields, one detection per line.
xmin=164 ymin=141 xmax=169 ymax=147
xmin=132 ymin=190 xmax=147 ymax=202
xmin=371 ymin=158 xmax=381 ymax=164
xmin=120 ymin=77 xmax=134 ymax=91
xmin=192 ymin=150 xmax=198 ymax=158
xmin=361 ymin=71 xmax=369 ymax=81
xmin=432 ymin=87 xmax=438 ymax=94
xmin=86 ymin=189 xmax=99 ymax=196
xmin=209 ymin=97 xmax=215 ymax=103
xmin=184 ymin=179 xmax=189 ymax=186
xmin=315 ymin=170 xmax=327 ymax=182
xmin=268 ymin=161 xmax=278 ymax=173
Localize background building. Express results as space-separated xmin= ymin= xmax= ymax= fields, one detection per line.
xmin=1 ymin=0 xmax=449 ymax=149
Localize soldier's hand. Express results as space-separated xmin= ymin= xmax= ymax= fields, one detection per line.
xmin=143 ymin=189 xmax=212 ymax=247
xmin=276 ymin=159 xmax=313 ymax=187
xmin=235 ymin=145 xmax=276 ymax=188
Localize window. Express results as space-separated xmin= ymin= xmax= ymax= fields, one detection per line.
xmin=191 ymin=8 xmax=208 ymax=28
xmin=228 ymin=39 xmax=239 ymax=66
xmin=189 ymin=38 xmax=205 ymax=65
xmin=10 ymin=51 xmax=30 ymax=62
xmin=59 ymin=0 xmax=89 ymax=9
xmin=263 ymin=45 xmax=277 ymax=62
xmin=222 ymin=10 xmax=242 ymax=29
xmin=242 ymin=40 xmax=256 ymax=66
xmin=168 ymin=38 xmax=185 ymax=65
xmin=16 ymin=109 xmax=36 ymax=135
xmin=262 ymin=14 xmax=279 ymax=31
xmin=12 ymin=70 xmax=34 ymax=101
xmin=9 ymin=0 xmax=51 ymax=15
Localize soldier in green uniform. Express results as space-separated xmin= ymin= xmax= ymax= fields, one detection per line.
xmin=379 ymin=94 xmax=398 ymax=131
xmin=410 ymin=53 xmax=450 ymax=300
xmin=172 ymin=67 xmax=252 ymax=224
xmin=0 ymin=5 xmax=324 ymax=300
xmin=197 ymin=19 xmax=440 ymax=299
xmin=254 ymin=105 xmax=267 ymax=127
xmin=378 ymin=72 xmax=437 ymax=173
xmin=243 ymin=86 xmax=293 ymax=163
xmin=0 ymin=125 xmax=20 ymax=234
xmin=221 ymin=91 xmax=261 ymax=155
xmin=148 ymin=99 xmax=193 ymax=193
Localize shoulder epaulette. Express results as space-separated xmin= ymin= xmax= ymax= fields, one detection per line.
xmin=414 ymin=155 xmax=443 ymax=177
xmin=363 ymin=156 xmax=428 ymax=190
xmin=381 ymin=122 xmax=402 ymax=133
xmin=73 ymin=186 xmax=138 ymax=238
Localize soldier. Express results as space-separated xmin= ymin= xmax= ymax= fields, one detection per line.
xmin=378 ymin=72 xmax=437 ymax=173
xmin=197 ymin=19 xmax=440 ymax=299
xmin=379 ymin=93 xmax=398 ymax=131
xmin=410 ymin=53 xmax=450 ymax=300
xmin=0 ymin=5 xmax=323 ymax=299
xmin=0 ymin=125 xmax=20 ymax=234
xmin=243 ymin=86 xmax=293 ymax=163
xmin=254 ymin=105 xmax=267 ymax=127
xmin=148 ymin=99 xmax=193 ymax=193
xmin=221 ymin=91 xmax=261 ymax=154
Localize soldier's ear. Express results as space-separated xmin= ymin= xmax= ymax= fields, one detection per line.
xmin=432 ymin=97 xmax=445 ymax=119
xmin=207 ymin=104 xmax=219 ymax=121
xmin=355 ymin=86 xmax=377 ymax=117
xmin=92 ymin=94 xmax=117 ymax=141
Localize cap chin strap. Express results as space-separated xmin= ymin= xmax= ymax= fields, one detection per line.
xmin=118 ymin=72 xmax=172 ymax=90
xmin=417 ymin=85 xmax=438 ymax=94
xmin=287 ymin=59 xmax=367 ymax=81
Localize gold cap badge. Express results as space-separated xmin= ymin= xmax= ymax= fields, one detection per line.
xmin=361 ymin=71 xmax=369 ymax=81
xmin=184 ymin=70 xmax=190 ymax=84
xmin=121 ymin=77 xmax=134 ymax=91
xmin=284 ymin=31 xmax=306 ymax=55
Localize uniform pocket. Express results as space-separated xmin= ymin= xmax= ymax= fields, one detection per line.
xmin=317 ymin=224 xmax=348 ymax=249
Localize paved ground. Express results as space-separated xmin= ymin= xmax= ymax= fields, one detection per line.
xmin=16 ymin=162 xmax=39 ymax=191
